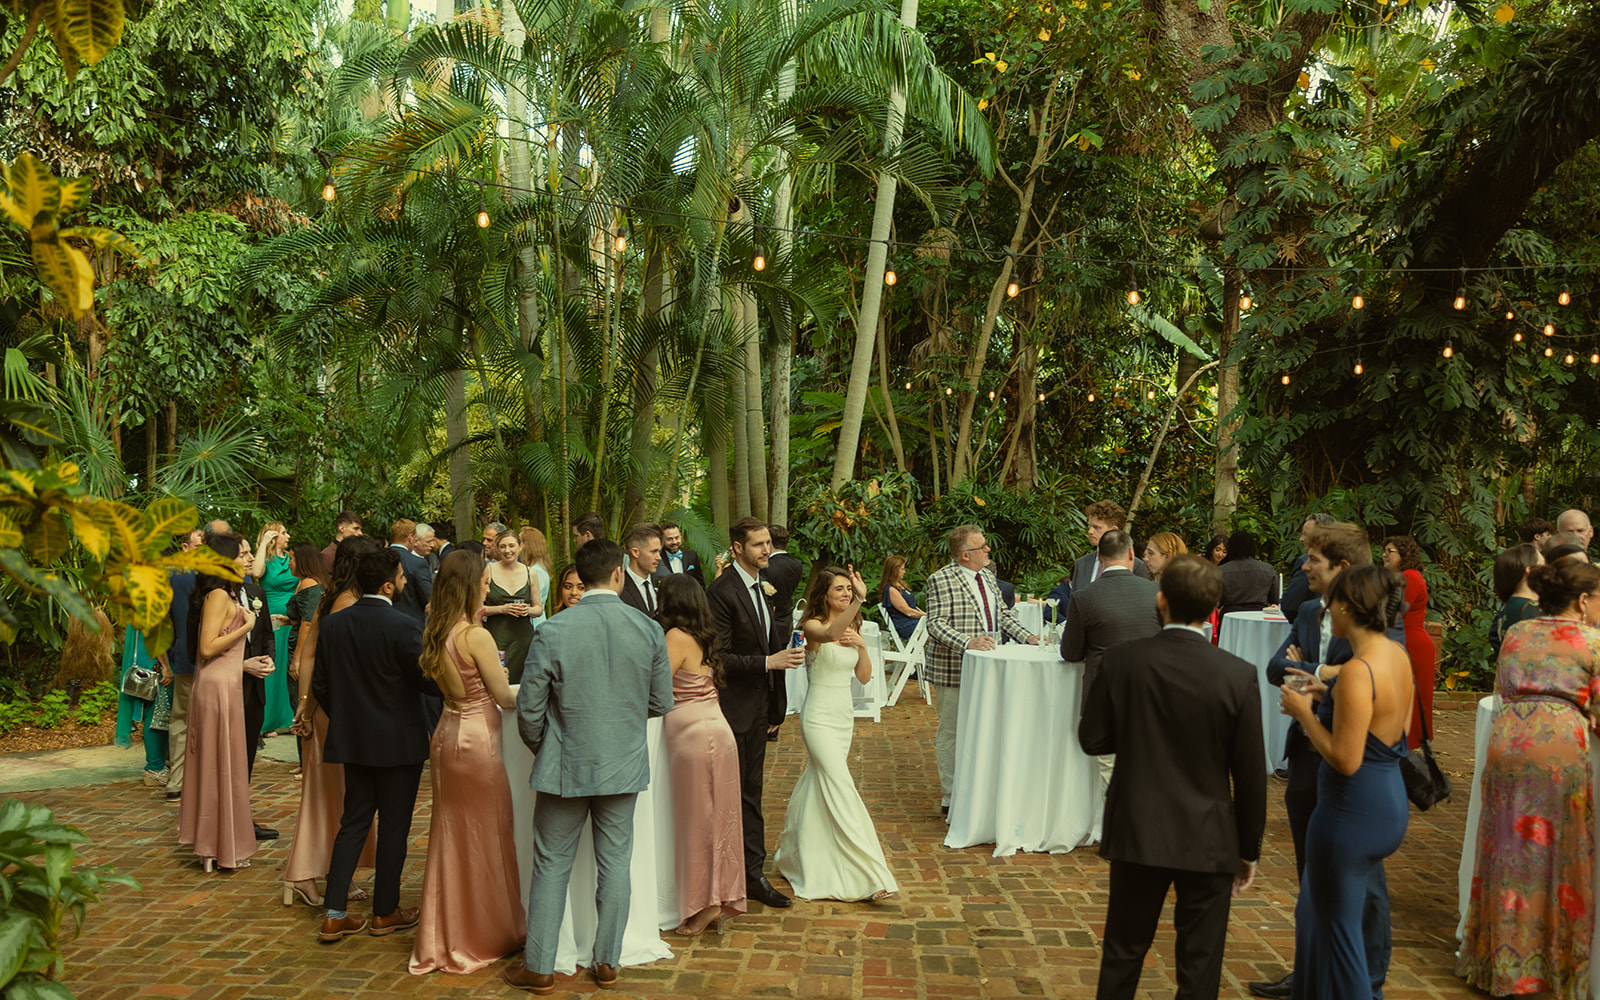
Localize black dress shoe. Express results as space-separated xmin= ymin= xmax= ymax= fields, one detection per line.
xmin=766 ymin=729 xmax=779 ymax=742
xmin=1247 ymin=971 xmax=1293 ymax=999
xmin=254 ymin=823 xmax=279 ymax=841
xmin=747 ymin=876 xmax=792 ymax=908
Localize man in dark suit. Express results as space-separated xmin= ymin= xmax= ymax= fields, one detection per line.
xmin=707 ymin=517 xmax=804 ymax=909
xmin=311 ymin=548 xmax=436 ymax=944
xmin=653 ymin=521 xmax=707 ymax=588
xmin=620 ymin=522 xmax=664 ymax=617
xmin=1062 ymin=529 xmax=1162 ymax=797
xmin=387 ymin=519 xmax=434 ymax=624
xmin=1279 ymin=512 xmax=1334 ymax=621
xmin=1247 ymin=521 xmax=1401 ymax=1000
xmin=1080 ymin=555 xmax=1267 ymax=1000
xmin=763 ymin=525 xmax=804 ymax=612
xmin=1070 ymin=500 xmax=1152 ymax=589
xmin=236 ymin=536 xmax=279 ymax=840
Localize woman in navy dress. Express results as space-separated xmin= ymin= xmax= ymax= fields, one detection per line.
xmin=1278 ymin=564 xmax=1414 ymax=1000
xmin=878 ymin=555 xmax=924 ymax=641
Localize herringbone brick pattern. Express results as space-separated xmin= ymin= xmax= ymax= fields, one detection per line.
xmin=11 ymin=697 xmax=1486 ymax=998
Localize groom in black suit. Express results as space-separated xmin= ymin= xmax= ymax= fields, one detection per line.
xmin=708 ymin=517 xmax=805 ymax=908
xmin=1080 ymin=555 xmax=1267 ymax=1000
xmin=312 ymin=548 xmax=437 ymax=944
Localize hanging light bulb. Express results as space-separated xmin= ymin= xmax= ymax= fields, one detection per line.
xmin=1566 ymin=352 xmax=1576 ymax=365
xmin=1590 ymin=351 xmax=1598 ymax=365
xmin=945 ymin=386 xmax=952 ymax=396
xmin=1545 ymin=322 xmax=1556 ymax=337
xmin=1281 ymin=374 xmax=1291 ymax=386
xmin=1146 ymin=389 xmax=1156 ymax=400
xmin=1453 ymin=266 xmax=1468 ymax=311
xmin=753 ymin=246 xmax=766 ymax=271
xmin=1240 ymin=291 xmax=1252 ymax=311
xmin=904 ymin=381 xmax=912 ymax=390
xmin=614 ymin=229 xmax=628 ymax=253
xmin=1559 ymin=285 xmax=1572 ymax=306
xmin=1126 ymin=282 xmax=1141 ymax=306
xmin=321 ymin=174 xmax=336 ymax=201
xmin=883 ymin=241 xmax=897 ymax=286
xmin=1351 ymin=268 xmax=1364 ymax=310
xmin=1514 ymin=331 xmax=1524 ymax=343
xmin=476 ymin=202 xmax=491 ymax=228
xmin=988 ymin=390 xmax=996 ymax=400
xmin=1353 ymin=359 xmax=1364 ymax=376
xmin=1006 ymin=281 xmax=1020 ymax=298
xmin=1545 ymin=346 xmax=1555 ymax=357
xmin=1087 ymin=390 xmax=1096 ymax=402
xmin=884 ymin=265 xmax=897 ymax=286
xmin=1505 ymin=309 xmax=1515 ymax=321
xmin=1037 ymin=392 xmax=1045 ymax=402
xmin=1443 ymin=341 xmax=1454 ymax=359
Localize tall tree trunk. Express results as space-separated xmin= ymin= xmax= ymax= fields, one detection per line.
xmin=875 ymin=312 xmax=906 ymax=473
xmin=388 ymin=0 xmax=410 ymax=31
xmin=831 ymin=0 xmax=918 ymax=491
xmin=503 ymin=0 xmax=545 ymax=466
xmin=165 ymin=398 xmax=177 ymax=458
xmin=740 ymin=288 xmax=768 ymax=521
xmin=1013 ymin=321 xmax=1038 ymax=491
xmin=1212 ymin=270 xmax=1242 ymax=532
xmin=446 ymin=365 xmax=472 ymax=541
xmin=144 ymin=412 xmax=156 ymax=486
xmin=731 ymin=363 xmax=751 ymax=518
xmin=707 ymin=413 xmax=730 ymax=534
xmin=766 ymin=0 xmax=799 ymax=524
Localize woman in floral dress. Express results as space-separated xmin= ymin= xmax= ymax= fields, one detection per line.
xmin=1459 ymin=558 xmax=1600 ymax=999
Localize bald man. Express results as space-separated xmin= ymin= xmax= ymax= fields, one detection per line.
xmin=1557 ymin=509 xmax=1594 ymax=550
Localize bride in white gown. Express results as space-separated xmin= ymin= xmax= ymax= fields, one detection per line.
xmin=773 ymin=565 xmax=897 ymax=902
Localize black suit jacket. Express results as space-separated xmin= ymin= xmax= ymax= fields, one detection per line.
xmin=240 ymin=581 xmax=272 ymax=711
xmin=312 ymin=597 xmax=437 ymax=767
xmin=1280 ymin=554 xmax=1311 ymax=621
xmin=652 ymin=546 xmax=707 ymax=588
xmin=389 ymin=544 xmax=434 ymax=624
xmin=620 ymin=571 xmax=659 ymax=619
xmin=1080 ymin=628 xmax=1268 ymax=872
xmin=1070 ymin=551 xmax=1152 ymax=591
xmin=765 ymin=553 xmax=805 ymax=613
xmin=1060 ymin=570 xmax=1162 ymax=688
xmin=709 ymin=566 xmax=789 ymax=734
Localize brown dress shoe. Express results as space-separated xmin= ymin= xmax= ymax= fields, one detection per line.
xmin=317 ymin=913 xmax=370 ymax=943
xmin=369 ymin=906 xmax=420 ymax=936
xmin=502 ymin=963 xmax=556 ymax=994
xmin=593 ymin=963 xmax=619 ymax=989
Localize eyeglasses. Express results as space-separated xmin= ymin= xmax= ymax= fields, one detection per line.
xmin=962 ymin=543 xmax=991 ymax=553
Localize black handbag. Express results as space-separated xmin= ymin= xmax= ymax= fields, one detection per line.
xmin=1400 ymin=709 xmax=1452 ymax=810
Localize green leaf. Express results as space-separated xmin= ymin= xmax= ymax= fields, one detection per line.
xmin=141 ymin=497 xmax=196 ymax=547
xmin=42 ymin=844 xmax=69 ymax=894
xmin=0 ymin=912 xmax=33 ymax=986
xmin=54 ymin=0 xmax=127 ymax=67
xmin=1128 ymin=305 xmax=1212 ymax=359
xmin=5 ymin=976 xmax=77 ymax=1000
xmin=69 ymin=505 xmax=113 ymax=561
xmin=24 ymin=510 xmax=71 ymax=565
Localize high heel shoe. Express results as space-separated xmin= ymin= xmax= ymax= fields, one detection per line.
xmin=673 ymin=912 xmax=727 ymax=937
xmin=283 ymin=880 xmax=323 ymax=907
xmin=201 ymin=858 xmax=215 ymax=873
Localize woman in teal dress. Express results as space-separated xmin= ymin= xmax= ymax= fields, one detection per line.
xmin=1489 ymin=543 xmax=1544 ymax=659
xmin=256 ymin=523 xmax=297 ymax=734
xmin=480 ymin=529 xmax=541 ymax=684
xmin=114 ymin=624 xmax=172 ymax=786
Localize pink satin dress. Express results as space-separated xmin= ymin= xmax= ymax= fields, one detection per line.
xmin=664 ymin=669 xmax=747 ymax=922
xmin=178 ymin=607 xmax=257 ymax=869
xmin=409 ymin=633 xmax=524 ymax=975
xmin=282 ymin=705 xmax=375 ymax=884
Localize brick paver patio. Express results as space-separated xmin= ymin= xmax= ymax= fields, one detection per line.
xmin=6 ymin=695 xmax=1489 ymax=999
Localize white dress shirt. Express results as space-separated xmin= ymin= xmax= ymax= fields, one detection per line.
xmin=732 ymin=560 xmax=768 ymax=634
xmin=626 ymin=565 xmax=657 ymax=613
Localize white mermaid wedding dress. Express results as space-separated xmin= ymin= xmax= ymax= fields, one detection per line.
xmin=773 ymin=642 xmax=897 ymax=901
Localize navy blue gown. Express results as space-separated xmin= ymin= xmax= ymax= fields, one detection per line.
xmin=1292 ymin=663 xmax=1408 ymax=1000
xmin=882 ymin=585 xmax=920 ymax=641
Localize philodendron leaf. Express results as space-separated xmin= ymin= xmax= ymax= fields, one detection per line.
xmin=55 ymin=0 xmax=128 ymax=68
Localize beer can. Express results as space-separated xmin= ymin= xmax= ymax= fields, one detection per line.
xmin=790 ymin=629 xmax=805 ymax=649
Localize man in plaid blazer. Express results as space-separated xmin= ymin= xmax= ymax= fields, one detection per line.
xmin=924 ymin=524 xmax=1040 ymax=816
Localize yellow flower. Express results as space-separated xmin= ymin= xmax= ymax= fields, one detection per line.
xmin=1071 ymin=0 xmax=1085 ymax=8
xmin=1389 ymin=134 xmax=1405 ymax=148
xmin=985 ymin=51 xmax=996 ymax=60
xmin=1494 ymin=3 xmax=1515 ymax=22
xmin=1038 ymin=28 xmax=1051 ymax=40
xmin=1297 ymin=71 xmax=1310 ymax=90
xmin=978 ymin=98 xmax=989 ymax=110
xmin=1125 ymin=67 xmax=1142 ymax=81
xmin=1420 ymin=57 xmax=1435 ymax=71
xmin=974 ymin=497 xmax=987 ymax=507
xmin=996 ymin=60 xmax=1009 ymax=73
xmin=1078 ymin=135 xmax=1092 ymax=151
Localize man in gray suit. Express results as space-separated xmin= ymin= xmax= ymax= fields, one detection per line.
xmin=1062 ymin=529 xmax=1162 ymax=795
xmin=504 ymin=540 xmax=674 ymax=995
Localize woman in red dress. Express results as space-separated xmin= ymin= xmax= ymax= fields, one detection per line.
xmin=1382 ymin=535 xmax=1436 ymax=749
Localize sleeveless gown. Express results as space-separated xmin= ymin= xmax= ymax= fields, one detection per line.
xmin=773 ymin=642 xmax=896 ymax=901
xmin=484 ymin=567 xmax=537 ymax=685
xmin=1291 ymin=665 xmax=1408 ymax=1000
xmin=178 ymin=608 xmax=257 ymax=869
xmin=664 ymin=669 xmax=747 ymax=922
xmin=260 ymin=555 xmax=298 ymax=733
xmin=410 ymin=633 xmax=524 ymax=974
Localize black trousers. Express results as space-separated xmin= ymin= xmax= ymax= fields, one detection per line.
xmin=1285 ymin=744 xmax=1320 ymax=877
xmin=731 ymin=719 xmax=769 ymax=884
xmin=1096 ymin=860 xmax=1234 ymax=1000
xmin=242 ymin=673 xmax=264 ymax=779
xmin=324 ymin=761 xmax=423 ymax=917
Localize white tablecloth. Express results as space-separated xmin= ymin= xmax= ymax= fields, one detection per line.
xmin=500 ymin=699 xmax=675 ymax=974
xmin=1012 ymin=601 xmax=1045 ymax=636
xmin=1219 ymin=611 xmax=1294 ymax=772
xmin=785 ymin=620 xmax=887 ymax=721
xmin=943 ymin=645 xmax=1102 ymax=857
xmin=1456 ymin=694 xmax=1600 ymax=999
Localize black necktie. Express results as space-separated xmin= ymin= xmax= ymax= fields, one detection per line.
xmin=644 ymin=579 xmax=656 ymax=615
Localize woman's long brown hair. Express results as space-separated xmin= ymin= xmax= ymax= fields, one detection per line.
xmin=420 ymin=550 xmax=488 ymax=683
xmin=802 ymin=565 xmax=862 ymax=631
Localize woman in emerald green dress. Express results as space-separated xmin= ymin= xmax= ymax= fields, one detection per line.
xmin=255 ymin=523 xmax=298 ymax=733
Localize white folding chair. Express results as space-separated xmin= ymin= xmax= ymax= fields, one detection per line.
xmin=881 ymin=611 xmax=931 ymax=707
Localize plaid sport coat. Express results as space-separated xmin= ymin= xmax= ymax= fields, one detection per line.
xmin=922 ymin=561 xmax=1033 ymax=688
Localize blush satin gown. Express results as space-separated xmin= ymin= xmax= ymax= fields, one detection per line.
xmin=664 ymin=669 xmax=747 ymax=923
xmin=178 ymin=607 xmax=257 ymax=870
xmin=773 ymin=642 xmax=897 ymax=901
xmin=282 ymin=704 xmax=375 ymax=889
xmin=409 ymin=633 xmax=525 ymax=975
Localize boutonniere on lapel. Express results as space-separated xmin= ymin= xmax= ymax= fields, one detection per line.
xmin=250 ymin=596 xmax=263 ymax=612
xmin=760 ymin=582 xmax=776 ymax=597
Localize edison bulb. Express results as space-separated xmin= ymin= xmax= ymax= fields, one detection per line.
xmin=884 ymin=269 xmax=897 ymax=286
xmin=1443 ymin=343 xmax=1454 ymax=358
xmin=1353 ymin=362 xmax=1364 ymax=375
xmin=321 ymin=176 xmax=336 ymax=201
xmin=1240 ymin=294 xmax=1252 ymax=311
xmin=615 ymin=233 xmax=627 ymax=253
xmin=753 ymin=252 xmax=766 ymax=271
xmin=1126 ymin=288 xmax=1141 ymax=306
xmin=1545 ymin=323 xmax=1556 ymax=337
xmin=1006 ymin=281 xmax=1019 ymax=298
xmin=1453 ymin=291 xmax=1467 ymax=311
xmin=1514 ymin=332 xmax=1523 ymax=343
xmin=1559 ymin=286 xmax=1572 ymax=306
xmin=1281 ymin=374 xmax=1291 ymax=386
xmin=1352 ymin=293 xmax=1365 ymax=310
xmin=1087 ymin=391 xmax=1096 ymax=402
xmin=1566 ymin=353 xmax=1576 ymax=365
xmin=476 ymin=206 xmax=490 ymax=228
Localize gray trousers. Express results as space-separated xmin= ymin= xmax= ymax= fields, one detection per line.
xmin=166 ymin=673 xmax=195 ymax=792
xmin=523 ymin=791 xmax=637 ymax=974
xmin=934 ymin=683 xmax=961 ymax=806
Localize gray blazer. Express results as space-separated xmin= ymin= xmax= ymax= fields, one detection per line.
xmin=1060 ymin=569 xmax=1162 ymax=689
xmin=516 ymin=590 xmax=674 ymax=797
xmin=1070 ymin=551 xmax=1152 ymax=591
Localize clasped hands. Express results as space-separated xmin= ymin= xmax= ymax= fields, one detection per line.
xmin=242 ymin=655 xmax=275 ymax=678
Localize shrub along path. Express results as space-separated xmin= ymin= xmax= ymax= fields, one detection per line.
xmin=4 ymin=694 xmax=1487 ymax=998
